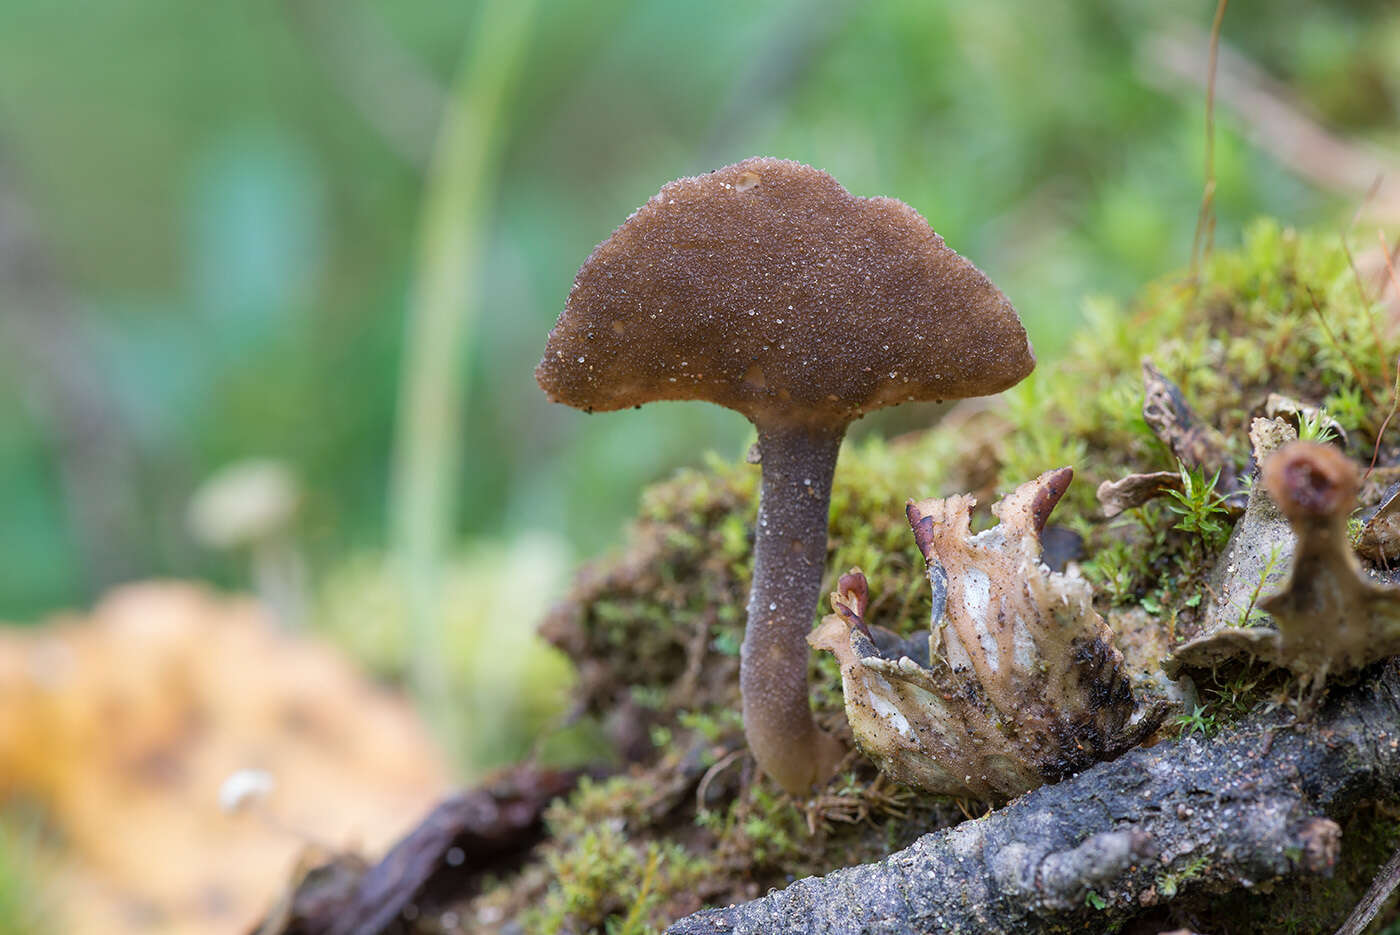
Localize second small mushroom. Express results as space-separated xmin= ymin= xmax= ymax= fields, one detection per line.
xmin=538 ymin=158 xmax=1034 ymax=794
xmin=1167 ymin=441 xmax=1400 ymax=697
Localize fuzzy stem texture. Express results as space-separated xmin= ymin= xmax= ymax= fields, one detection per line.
xmin=741 ymin=420 xmax=846 ymax=794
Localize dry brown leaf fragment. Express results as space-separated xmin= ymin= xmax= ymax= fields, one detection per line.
xmin=809 ymin=468 xmax=1165 ymax=801
xmin=1142 ymin=360 xmax=1237 ymax=488
xmin=1096 ymin=470 xmax=1186 ymax=518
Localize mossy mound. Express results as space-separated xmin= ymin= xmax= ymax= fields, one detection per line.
xmin=481 ymin=220 xmax=1400 ymax=934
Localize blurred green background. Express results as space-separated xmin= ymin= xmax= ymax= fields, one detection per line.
xmin=1 ymin=0 xmax=1398 ymax=764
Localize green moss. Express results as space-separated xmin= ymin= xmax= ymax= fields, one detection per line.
xmin=542 ymin=776 xmax=657 ymax=840
xmin=997 ymin=221 xmax=1397 ymax=639
xmin=523 ymin=821 xmax=714 ymax=935
xmin=510 ymin=716 xmax=951 ymax=932
xmin=676 ymin=708 xmax=743 ymax=746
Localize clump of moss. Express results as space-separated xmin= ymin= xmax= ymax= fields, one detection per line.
xmin=1005 ymin=221 xmax=1397 ymax=637
xmin=492 ymin=221 xmax=1400 ymax=932
xmin=525 ymin=817 xmax=714 ymax=934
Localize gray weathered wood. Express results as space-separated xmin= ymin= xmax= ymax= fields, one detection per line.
xmin=669 ymin=664 xmax=1400 ymax=934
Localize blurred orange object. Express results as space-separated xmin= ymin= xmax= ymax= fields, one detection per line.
xmin=0 ymin=582 xmax=451 ymax=934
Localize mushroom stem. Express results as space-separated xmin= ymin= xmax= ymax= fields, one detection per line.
xmin=742 ymin=420 xmax=847 ymax=794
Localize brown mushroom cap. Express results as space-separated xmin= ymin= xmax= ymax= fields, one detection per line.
xmin=537 ymin=157 xmax=1034 ymax=429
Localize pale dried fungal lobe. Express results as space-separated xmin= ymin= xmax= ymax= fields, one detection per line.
xmin=809 ymin=467 xmax=1166 ymax=801
xmin=1167 ymin=441 xmax=1400 ymax=692
xmin=1096 ymin=469 xmax=1184 ymax=519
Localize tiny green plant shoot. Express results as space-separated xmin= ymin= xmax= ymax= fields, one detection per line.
xmin=1164 ymin=463 xmax=1232 ymax=553
xmin=1238 ymin=543 xmax=1283 ymax=628
xmin=1296 ymin=407 xmax=1338 ymax=445
xmin=1174 ymin=703 xmax=1217 ymax=739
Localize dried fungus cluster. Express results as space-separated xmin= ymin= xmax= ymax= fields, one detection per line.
xmin=1166 ymin=440 xmax=1400 ymax=691
xmin=810 ymin=468 xmax=1165 ymax=800
xmin=813 ymin=404 xmax=1400 ymax=799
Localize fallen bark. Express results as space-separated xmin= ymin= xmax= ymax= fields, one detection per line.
xmin=669 ymin=663 xmax=1400 ymax=935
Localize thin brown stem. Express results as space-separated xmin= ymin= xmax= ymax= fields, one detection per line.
xmin=1367 ymin=248 xmax=1400 ymax=483
xmin=1341 ymin=177 xmax=1388 ymax=354
xmin=1342 ymin=176 xmax=1384 ymax=305
xmin=1190 ymin=0 xmax=1229 ymax=278
xmin=741 ymin=420 xmax=846 ymax=794
xmin=1380 ymin=228 xmax=1400 ymax=301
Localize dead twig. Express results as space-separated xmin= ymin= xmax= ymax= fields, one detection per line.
xmin=696 ymin=748 xmax=747 ymax=814
xmin=671 ymin=666 xmax=1400 ymax=935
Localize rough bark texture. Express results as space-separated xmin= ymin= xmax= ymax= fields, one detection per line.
xmin=669 ymin=663 xmax=1400 ymax=935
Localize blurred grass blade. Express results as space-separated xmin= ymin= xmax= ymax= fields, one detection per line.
xmin=389 ymin=0 xmax=538 ymax=760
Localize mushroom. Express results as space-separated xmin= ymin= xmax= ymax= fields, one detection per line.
xmin=536 ymin=157 xmax=1034 ymax=794
xmin=187 ymin=458 xmax=307 ymax=629
xmin=1166 ymin=441 xmax=1400 ymax=697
